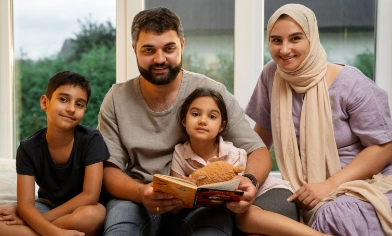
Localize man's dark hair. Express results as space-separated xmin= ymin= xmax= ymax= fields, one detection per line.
xmin=45 ymin=71 xmax=91 ymax=103
xmin=131 ymin=7 xmax=184 ymax=45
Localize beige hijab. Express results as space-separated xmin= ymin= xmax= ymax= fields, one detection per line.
xmin=269 ymin=4 xmax=341 ymax=191
xmin=268 ymin=4 xmax=392 ymax=231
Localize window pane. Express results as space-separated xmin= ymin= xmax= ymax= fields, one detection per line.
xmin=264 ymin=0 xmax=376 ymax=171
xmin=146 ymin=0 xmax=235 ymax=93
xmin=13 ymin=0 xmax=116 ymax=141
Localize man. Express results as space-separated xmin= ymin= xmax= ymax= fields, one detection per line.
xmin=98 ymin=7 xmax=296 ymax=235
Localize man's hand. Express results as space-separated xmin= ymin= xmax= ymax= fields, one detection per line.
xmin=225 ymin=176 xmax=257 ymax=213
xmin=287 ymin=181 xmax=335 ymax=210
xmin=141 ymin=183 xmax=183 ymax=214
xmin=0 ymin=208 xmax=26 ymax=225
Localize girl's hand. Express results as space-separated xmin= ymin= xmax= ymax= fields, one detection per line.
xmin=182 ymin=175 xmax=192 ymax=182
xmin=287 ymin=181 xmax=335 ymax=210
xmin=0 ymin=208 xmax=26 ymax=225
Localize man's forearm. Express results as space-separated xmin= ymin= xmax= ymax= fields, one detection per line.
xmin=245 ymin=147 xmax=272 ymax=186
xmin=103 ymin=162 xmax=145 ymax=203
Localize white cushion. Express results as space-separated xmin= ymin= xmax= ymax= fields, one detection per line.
xmin=0 ymin=158 xmax=38 ymax=204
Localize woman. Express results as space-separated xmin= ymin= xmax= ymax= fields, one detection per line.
xmin=246 ymin=4 xmax=392 ymax=236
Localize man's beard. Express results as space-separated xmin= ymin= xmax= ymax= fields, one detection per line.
xmin=138 ymin=61 xmax=182 ymax=86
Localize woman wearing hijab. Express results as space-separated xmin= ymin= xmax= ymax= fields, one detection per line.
xmin=246 ymin=4 xmax=392 ymax=236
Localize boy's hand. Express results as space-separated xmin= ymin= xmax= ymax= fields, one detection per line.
xmin=0 ymin=208 xmax=26 ymax=225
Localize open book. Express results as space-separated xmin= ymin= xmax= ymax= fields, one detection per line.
xmin=153 ymin=174 xmax=244 ymax=207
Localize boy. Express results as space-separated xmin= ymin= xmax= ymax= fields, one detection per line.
xmin=0 ymin=71 xmax=109 ymax=236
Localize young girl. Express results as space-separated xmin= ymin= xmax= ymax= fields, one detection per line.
xmin=171 ymin=87 xmax=330 ymax=236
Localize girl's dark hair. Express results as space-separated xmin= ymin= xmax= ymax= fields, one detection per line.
xmin=45 ymin=71 xmax=91 ymax=103
xmin=178 ymin=88 xmax=228 ymax=138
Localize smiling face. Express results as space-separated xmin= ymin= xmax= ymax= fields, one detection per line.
xmin=40 ymin=84 xmax=88 ymax=131
xmin=133 ymin=30 xmax=184 ymax=85
xmin=182 ymin=96 xmax=226 ymax=145
xmin=268 ymin=16 xmax=310 ymax=71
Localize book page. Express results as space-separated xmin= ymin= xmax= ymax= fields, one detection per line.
xmin=199 ymin=178 xmax=241 ymax=191
xmin=154 ymin=174 xmax=196 ymax=187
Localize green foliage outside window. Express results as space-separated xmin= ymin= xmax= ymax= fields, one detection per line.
xmin=183 ymin=52 xmax=234 ymax=93
xmin=16 ymin=18 xmax=116 ymax=140
xmin=353 ymin=50 xmax=374 ymax=80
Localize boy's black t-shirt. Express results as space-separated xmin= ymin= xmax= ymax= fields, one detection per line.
xmin=16 ymin=125 xmax=110 ymax=205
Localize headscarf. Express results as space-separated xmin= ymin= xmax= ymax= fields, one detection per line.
xmin=269 ymin=3 xmax=341 ymax=192
xmin=268 ymin=5 xmax=392 ymax=231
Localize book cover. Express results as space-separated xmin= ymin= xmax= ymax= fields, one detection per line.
xmin=153 ymin=174 xmax=243 ymax=207
xmin=194 ymin=188 xmax=244 ymax=207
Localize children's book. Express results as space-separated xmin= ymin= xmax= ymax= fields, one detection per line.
xmin=152 ymin=174 xmax=244 ymax=207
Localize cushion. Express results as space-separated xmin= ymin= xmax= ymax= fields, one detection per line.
xmin=0 ymin=158 xmax=38 ymax=204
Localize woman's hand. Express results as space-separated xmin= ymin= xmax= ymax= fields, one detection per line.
xmin=289 ymin=142 xmax=392 ymax=211
xmin=287 ymin=180 xmax=335 ymax=210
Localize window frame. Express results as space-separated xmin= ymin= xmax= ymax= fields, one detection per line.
xmin=1 ymin=0 xmax=391 ymax=159
xmin=0 ymin=0 xmax=16 ymax=160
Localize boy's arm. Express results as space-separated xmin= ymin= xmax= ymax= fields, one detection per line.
xmin=17 ymin=174 xmax=62 ymax=235
xmin=43 ymin=162 xmax=103 ymax=222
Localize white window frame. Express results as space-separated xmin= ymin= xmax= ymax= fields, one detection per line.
xmin=0 ymin=0 xmax=15 ymax=160
xmin=1 ymin=0 xmax=391 ymax=159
